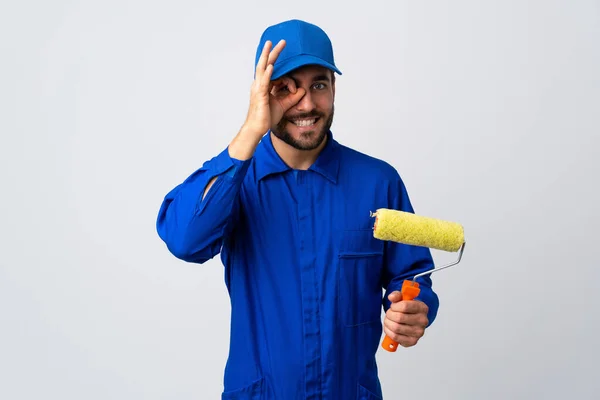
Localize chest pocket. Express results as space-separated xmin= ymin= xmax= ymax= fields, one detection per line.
xmin=337 ymin=229 xmax=384 ymax=327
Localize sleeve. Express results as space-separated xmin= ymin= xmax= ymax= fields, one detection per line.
xmin=155 ymin=146 xmax=252 ymax=263
xmin=380 ymin=175 xmax=440 ymax=327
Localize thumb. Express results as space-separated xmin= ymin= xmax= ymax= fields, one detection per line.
xmin=278 ymin=87 xmax=306 ymax=112
xmin=388 ymin=291 xmax=402 ymax=303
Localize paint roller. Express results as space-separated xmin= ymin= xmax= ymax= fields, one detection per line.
xmin=370 ymin=208 xmax=466 ymax=352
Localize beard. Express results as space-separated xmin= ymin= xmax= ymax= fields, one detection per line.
xmin=271 ymin=106 xmax=334 ymax=151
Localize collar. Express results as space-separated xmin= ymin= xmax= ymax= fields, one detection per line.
xmin=254 ymin=130 xmax=340 ymax=184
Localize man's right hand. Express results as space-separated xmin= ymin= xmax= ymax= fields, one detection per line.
xmin=242 ymin=39 xmax=306 ymax=140
xmin=227 ymin=40 xmax=304 ymax=163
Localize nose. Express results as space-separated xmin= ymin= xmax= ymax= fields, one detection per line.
xmin=294 ymin=88 xmax=315 ymax=112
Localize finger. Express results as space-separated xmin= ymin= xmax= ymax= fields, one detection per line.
xmin=385 ymin=309 xmax=408 ymax=324
xmin=384 ymin=318 xmax=425 ymax=338
xmin=270 ymin=77 xmax=290 ymax=92
xmin=276 ymin=87 xmax=306 ymax=113
xmin=260 ymin=63 xmax=274 ymax=91
xmin=270 ymin=77 xmax=297 ymax=96
xmin=385 ymin=309 xmax=427 ymax=326
xmin=267 ymin=39 xmax=286 ymax=66
xmin=383 ymin=324 xmax=419 ymax=348
xmin=387 ymin=291 xmax=402 ymax=303
xmin=390 ymin=299 xmax=429 ymax=314
xmin=255 ymin=40 xmax=273 ymax=79
xmin=283 ymin=76 xmax=297 ymax=93
xmin=261 ymin=40 xmax=286 ymax=89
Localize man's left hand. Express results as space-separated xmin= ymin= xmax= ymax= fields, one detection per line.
xmin=383 ymin=291 xmax=429 ymax=348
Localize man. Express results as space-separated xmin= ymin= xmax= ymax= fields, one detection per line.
xmin=156 ymin=19 xmax=439 ymax=400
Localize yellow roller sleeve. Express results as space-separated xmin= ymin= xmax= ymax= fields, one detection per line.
xmin=372 ymin=208 xmax=464 ymax=252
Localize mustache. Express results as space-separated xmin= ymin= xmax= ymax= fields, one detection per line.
xmin=284 ymin=112 xmax=323 ymax=120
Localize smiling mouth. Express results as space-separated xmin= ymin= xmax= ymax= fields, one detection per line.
xmin=290 ymin=117 xmax=319 ymax=127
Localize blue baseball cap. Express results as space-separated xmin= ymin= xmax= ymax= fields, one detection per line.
xmin=254 ymin=19 xmax=342 ymax=80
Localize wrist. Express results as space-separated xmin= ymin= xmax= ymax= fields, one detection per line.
xmin=238 ymin=123 xmax=266 ymax=143
xmin=228 ymin=125 xmax=263 ymax=160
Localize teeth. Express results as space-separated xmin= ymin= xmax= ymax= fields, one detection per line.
xmin=292 ymin=118 xmax=316 ymax=127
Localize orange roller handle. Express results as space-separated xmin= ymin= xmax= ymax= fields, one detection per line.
xmin=382 ymin=280 xmax=421 ymax=352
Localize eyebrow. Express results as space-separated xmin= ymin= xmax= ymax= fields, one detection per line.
xmin=312 ymin=75 xmax=331 ymax=82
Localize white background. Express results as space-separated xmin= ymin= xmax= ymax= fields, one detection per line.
xmin=2 ymin=0 xmax=599 ymax=398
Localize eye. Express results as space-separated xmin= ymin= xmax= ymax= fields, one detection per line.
xmin=313 ymin=83 xmax=326 ymax=90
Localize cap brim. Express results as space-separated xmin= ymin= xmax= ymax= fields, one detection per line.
xmin=271 ymin=54 xmax=342 ymax=80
